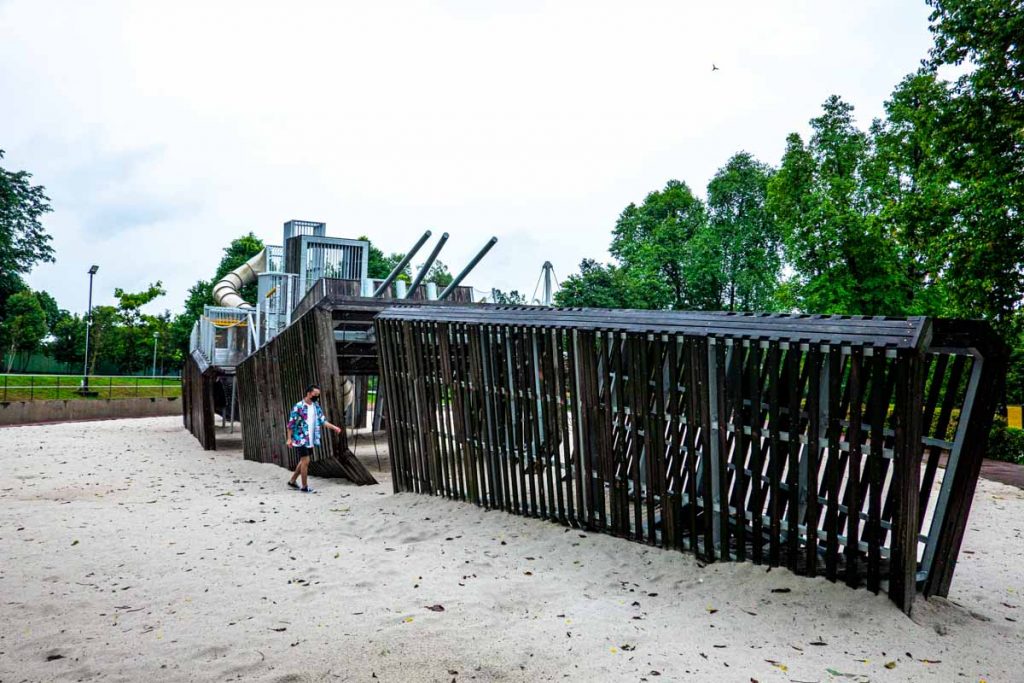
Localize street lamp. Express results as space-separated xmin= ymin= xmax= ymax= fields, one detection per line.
xmin=152 ymin=331 xmax=159 ymax=377
xmin=82 ymin=265 xmax=99 ymax=391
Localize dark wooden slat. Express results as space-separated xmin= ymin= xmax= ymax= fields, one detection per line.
xmin=825 ymin=346 xmax=842 ymax=582
xmin=730 ymin=339 xmax=747 ymax=562
xmin=866 ymin=347 xmax=886 ymax=593
xmin=714 ymin=339 xmax=731 ymax=561
xmin=766 ymin=340 xmax=783 ymax=567
xmin=845 ymin=346 xmax=864 ymax=588
xmin=748 ymin=340 xmax=764 ymax=565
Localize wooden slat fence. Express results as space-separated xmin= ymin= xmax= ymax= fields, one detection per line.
xmin=235 ymin=306 xmax=377 ymax=484
xmin=182 ymin=350 xmax=217 ymax=450
xmin=375 ymin=307 xmax=1007 ymax=615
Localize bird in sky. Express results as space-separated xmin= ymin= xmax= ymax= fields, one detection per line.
xmin=712 ymin=64 xmax=720 ymax=71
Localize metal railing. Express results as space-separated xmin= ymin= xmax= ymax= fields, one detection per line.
xmin=1 ymin=374 xmax=182 ymax=401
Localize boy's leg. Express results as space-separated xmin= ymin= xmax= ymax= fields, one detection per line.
xmin=300 ymin=456 xmax=309 ymax=489
xmin=289 ymin=453 xmax=301 ymax=484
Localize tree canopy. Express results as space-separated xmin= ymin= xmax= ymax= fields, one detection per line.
xmin=0 ymin=149 xmax=54 ymax=317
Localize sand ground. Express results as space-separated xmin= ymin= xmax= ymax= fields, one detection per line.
xmin=0 ymin=416 xmax=1021 ymax=682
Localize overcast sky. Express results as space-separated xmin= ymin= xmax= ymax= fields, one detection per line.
xmin=2 ymin=0 xmax=934 ymax=315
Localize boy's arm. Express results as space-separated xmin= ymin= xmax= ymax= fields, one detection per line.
xmin=318 ymin=405 xmax=340 ymax=434
xmin=285 ymin=404 xmax=298 ymax=445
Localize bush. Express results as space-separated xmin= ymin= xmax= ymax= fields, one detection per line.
xmin=988 ymin=416 xmax=1024 ymax=465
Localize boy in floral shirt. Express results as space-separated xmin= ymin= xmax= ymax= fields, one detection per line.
xmin=286 ymin=383 xmax=343 ymax=492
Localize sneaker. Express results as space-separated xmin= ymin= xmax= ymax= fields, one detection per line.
xmin=300 ymin=487 xmax=316 ymax=494
xmin=287 ymin=481 xmax=299 ymax=489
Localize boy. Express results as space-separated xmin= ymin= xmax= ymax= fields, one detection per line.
xmin=286 ymin=383 xmax=343 ymax=492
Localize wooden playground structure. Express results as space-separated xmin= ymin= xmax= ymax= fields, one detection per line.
xmin=181 ymin=221 xmax=1008 ymax=616
xmin=374 ymin=308 xmax=1007 ymax=615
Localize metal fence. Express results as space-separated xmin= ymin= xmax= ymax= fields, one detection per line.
xmin=1 ymin=374 xmax=182 ymax=401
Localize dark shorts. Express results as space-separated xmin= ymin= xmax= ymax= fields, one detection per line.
xmin=294 ymin=446 xmax=313 ymax=460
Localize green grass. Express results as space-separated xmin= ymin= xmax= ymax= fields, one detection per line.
xmin=0 ymin=374 xmax=181 ymax=401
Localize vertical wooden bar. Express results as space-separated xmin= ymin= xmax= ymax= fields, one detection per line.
xmin=804 ymin=346 xmax=822 ymax=577
xmin=683 ymin=336 xmax=699 ymax=553
xmin=786 ymin=342 xmax=803 ymax=571
xmin=866 ymin=347 xmax=885 ymax=592
xmin=845 ymin=345 xmax=864 ymax=588
xmin=888 ymin=348 xmax=924 ymax=614
xmin=825 ymin=345 xmax=842 ymax=582
xmin=767 ymin=339 xmax=783 ymax=567
xmin=730 ymin=339 xmax=747 ymax=562
xmin=695 ymin=337 xmax=715 ymax=561
xmin=748 ymin=339 xmax=763 ymax=564
xmin=714 ymin=338 xmax=731 ymax=560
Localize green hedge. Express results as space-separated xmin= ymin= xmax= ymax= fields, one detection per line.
xmin=988 ymin=416 xmax=1024 ymax=465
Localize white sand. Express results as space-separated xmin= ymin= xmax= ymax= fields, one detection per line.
xmin=1 ymin=417 xmax=1021 ymax=682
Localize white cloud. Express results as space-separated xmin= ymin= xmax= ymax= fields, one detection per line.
xmin=1 ymin=0 xmax=933 ymax=313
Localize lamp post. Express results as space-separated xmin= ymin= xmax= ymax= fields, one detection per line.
xmin=82 ymin=265 xmax=99 ymax=391
xmin=152 ymin=331 xmax=159 ymax=377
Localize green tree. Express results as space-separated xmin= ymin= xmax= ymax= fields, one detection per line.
xmin=362 ymin=236 xmax=391 ymax=279
xmin=864 ymin=71 xmax=956 ymax=317
xmin=51 ymin=312 xmax=85 ymax=369
xmin=554 ymin=259 xmax=642 ymax=309
xmin=0 ymin=149 xmax=54 ymax=317
xmin=924 ymin=0 xmax=1024 ymax=330
xmin=610 ymin=180 xmax=713 ymax=310
xmin=491 ymin=289 xmax=527 ymax=305
xmin=86 ymin=305 xmax=119 ymax=375
xmin=1 ymin=290 xmax=47 ymax=372
xmin=704 ymin=152 xmax=781 ymax=311
xmin=212 ymin=233 xmax=264 ymax=305
xmin=110 ymin=282 xmax=166 ymax=373
xmin=424 ymin=260 xmax=453 ymax=288
xmin=769 ymin=96 xmax=907 ymax=315
xmin=170 ymin=234 xmax=264 ymax=361
xmin=33 ymin=290 xmax=61 ymax=335
xmin=361 ymin=236 xmax=413 ymax=283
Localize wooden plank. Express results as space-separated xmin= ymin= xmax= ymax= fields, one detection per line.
xmin=785 ymin=341 xmax=803 ymax=571
xmin=766 ymin=340 xmax=783 ymax=567
xmin=845 ymin=346 xmax=864 ymax=588
xmin=748 ymin=339 xmax=764 ymax=564
xmin=825 ymin=345 xmax=842 ymax=582
xmin=804 ymin=347 xmax=822 ymax=577
xmin=888 ymin=348 xmax=924 ymax=614
xmin=730 ymin=339 xmax=747 ymax=562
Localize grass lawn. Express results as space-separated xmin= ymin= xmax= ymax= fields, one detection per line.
xmin=0 ymin=375 xmax=181 ymax=401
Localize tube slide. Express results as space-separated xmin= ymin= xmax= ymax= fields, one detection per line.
xmin=212 ymin=249 xmax=267 ymax=309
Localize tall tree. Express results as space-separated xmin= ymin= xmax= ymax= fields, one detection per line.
xmin=111 ymin=282 xmax=166 ymax=372
xmin=51 ymin=312 xmax=85 ymax=369
xmin=554 ymin=259 xmax=642 ymax=309
xmin=212 ymin=232 xmax=264 ymax=305
xmin=424 ymin=260 xmax=453 ymax=288
xmin=0 ymin=149 xmax=54 ymax=316
xmin=864 ymin=71 xmax=957 ymax=316
xmin=361 ymin=236 xmax=412 ymax=283
xmin=769 ymin=96 xmax=908 ymax=315
xmin=1 ymin=290 xmax=47 ymax=372
xmin=610 ymin=180 xmax=714 ymax=310
xmin=491 ymin=289 xmax=528 ymax=305
xmin=704 ymin=152 xmax=781 ymax=311
xmin=33 ymin=290 xmax=61 ymax=335
xmin=925 ymin=0 xmax=1024 ymax=330
xmin=86 ymin=305 xmax=119 ymax=375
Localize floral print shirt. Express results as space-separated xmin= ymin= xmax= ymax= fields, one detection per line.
xmin=287 ymin=400 xmax=326 ymax=447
